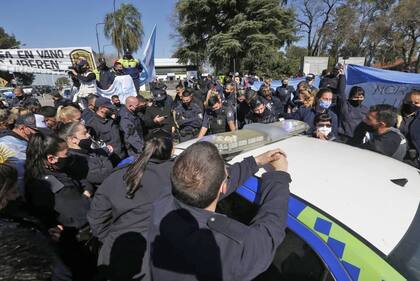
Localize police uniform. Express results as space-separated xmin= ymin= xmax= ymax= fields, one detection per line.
xmin=175 ymin=102 xmax=203 ymax=141
xmin=88 ymin=158 xmax=173 ymax=281
xmin=263 ymin=95 xmax=284 ymax=117
xmin=148 ymin=157 xmax=291 ymax=281
xmin=119 ymin=106 xmax=144 ymax=156
xmin=201 ymin=105 xmax=235 ymax=134
xmin=144 ymin=99 xmax=175 ymax=138
xmin=86 ymin=113 xmax=126 ymax=161
xmin=245 ymin=107 xmax=278 ymax=124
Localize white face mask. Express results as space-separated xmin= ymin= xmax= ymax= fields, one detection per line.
xmin=317 ymin=126 xmax=332 ymax=136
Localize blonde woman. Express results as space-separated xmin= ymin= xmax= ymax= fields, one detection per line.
xmin=56 ymin=105 xmax=82 ymax=124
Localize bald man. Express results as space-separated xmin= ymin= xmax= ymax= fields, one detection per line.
xmin=119 ymin=96 xmax=144 ymax=155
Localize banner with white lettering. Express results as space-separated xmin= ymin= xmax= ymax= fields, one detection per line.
xmin=0 ymin=47 xmax=96 ymax=75
xmin=346 ymin=64 xmax=420 ymax=107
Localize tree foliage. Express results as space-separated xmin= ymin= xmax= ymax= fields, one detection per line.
xmin=104 ymin=3 xmax=144 ymax=56
xmin=173 ymin=0 xmax=297 ymax=76
xmin=0 ymin=27 xmax=34 ymax=85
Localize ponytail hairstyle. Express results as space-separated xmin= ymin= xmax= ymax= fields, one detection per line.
xmin=123 ymin=133 xmax=173 ymax=199
xmin=25 ymin=133 xmax=68 ymax=182
xmin=56 ymin=105 xmax=81 ymax=123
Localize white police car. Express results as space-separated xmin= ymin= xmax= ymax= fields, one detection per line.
xmin=175 ymin=120 xmax=420 ymax=281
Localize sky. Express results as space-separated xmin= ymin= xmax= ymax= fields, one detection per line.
xmin=1 ymin=0 xmax=176 ymax=58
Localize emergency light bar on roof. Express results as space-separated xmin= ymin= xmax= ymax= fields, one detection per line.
xmin=200 ymin=120 xmax=309 ymax=155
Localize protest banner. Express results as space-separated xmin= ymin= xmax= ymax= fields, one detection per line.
xmin=346 ymin=64 xmax=420 ymax=107
xmin=0 ymin=47 xmax=96 ymax=75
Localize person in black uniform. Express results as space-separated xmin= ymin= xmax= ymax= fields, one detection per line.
xmin=236 ymin=88 xmax=249 ymax=129
xmin=9 ymin=86 xmax=37 ymax=108
xmin=144 ymin=89 xmax=175 ymax=137
xmin=24 ymin=133 xmax=94 ymax=281
xmin=88 ymin=132 xmax=173 ymax=281
xmin=58 ymin=121 xmax=114 ymax=189
xmin=174 ymin=88 xmax=204 ymax=142
xmin=259 ymin=84 xmax=284 ymax=116
xmin=197 ymin=95 xmax=236 ymax=138
xmin=81 ymin=94 xmax=98 ymax=124
xmin=148 ymin=142 xmax=291 ymax=281
xmin=222 ymin=82 xmax=236 ymax=107
xmin=119 ymin=96 xmax=144 ymax=156
xmin=351 ymin=104 xmax=407 ymax=161
xmin=85 ymin=97 xmax=126 ymax=163
xmin=245 ymin=96 xmax=278 ymax=124
xmin=275 ymin=78 xmax=295 ymax=113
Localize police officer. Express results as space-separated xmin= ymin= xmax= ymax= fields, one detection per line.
xmin=148 ymin=142 xmax=291 ymax=281
xmin=175 ymin=88 xmax=204 ymax=142
xmin=119 ymin=96 xmax=144 ymax=156
xmin=222 ymin=82 xmax=236 ymax=107
xmin=144 ymin=89 xmax=175 ymax=137
xmin=118 ymin=51 xmax=143 ymax=92
xmin=88 ymin=133 xmax=173 ymax=281
xmin=9 ymin=86 xmax=37 ymax=108
xmin=351 ymin=104 xmax=407 ymax=161
xmin=85 ymin=97 xmax=126 ymax=163
xmin=245 ymin=96 xmax=278 ymax=124
xmin=259 ymin=84 xmax=283 ymax=116
xmin=197 ymin=95 xmax=236 ymax=138
xmin=275 ymin=78 xmax=295 ymax=113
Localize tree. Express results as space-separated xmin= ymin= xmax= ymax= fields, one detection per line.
xmin=390 ymin=0 xmax=420 ymax=71
xmin=296 ymin=0 xmax=341 ymax=56
xmin=104 ymin=3 xmax=144 ymax=56
xmin=0 ymin=27 xmax=34 ymax=85
xmin=173 ymin=0 xmax=296 ymax=75
xmin=55 ymin=77 xmax=70 ymax=88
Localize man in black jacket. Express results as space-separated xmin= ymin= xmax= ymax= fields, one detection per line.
xmin=144 ymin=89 xmax=175 ymax=137
xmin=120 ymin=96 xmax=144 ymax=155
xmin=148 ymin=142 xmax=291 ymax=281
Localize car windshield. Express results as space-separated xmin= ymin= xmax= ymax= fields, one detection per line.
xmin=387 ymin=204 xmax=420 ymax=281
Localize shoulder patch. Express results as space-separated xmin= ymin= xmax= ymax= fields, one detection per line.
xmin=226 ymin=111 xmax=234 ymax=118
xmin=207 ymin=214 xmax=246 ymax=244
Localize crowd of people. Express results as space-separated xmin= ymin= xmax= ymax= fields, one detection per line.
xmin=0 ymin=62 xmax=419 ymax=280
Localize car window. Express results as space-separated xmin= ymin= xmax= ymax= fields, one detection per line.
xmin=218 ymin=193 xmax=336 ymax=281
xmin=387 ymin=204 xmax=420 ymax=281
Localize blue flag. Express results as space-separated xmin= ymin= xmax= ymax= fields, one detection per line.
xmin=139 ymin=25 xmax=157 ymax=86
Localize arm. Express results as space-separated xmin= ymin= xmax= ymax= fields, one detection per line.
xmin=120 ymin=118 xmax=144 ymax=152
xmin=197 ymin=127 xmax=208 ymax=138
xmin=227 ymin=121 xmax=236 ymax=131
xmin=224 ymin=156 xmax=259 ymax=198
xmin=77 ymin=72 xmax=97 ymax=82
xmin=236 ymin=171 xmax=291 ymax=280
xmin=87 ymin=187 xmax=113 ymax=241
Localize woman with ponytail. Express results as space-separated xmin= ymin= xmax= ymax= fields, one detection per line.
xmin=88 ymin=131 xmax=173 ymax=281
xmin=24 ymin=132 xmax=95 ymax=281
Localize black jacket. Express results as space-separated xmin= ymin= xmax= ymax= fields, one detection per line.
xmin=144 ymin=101 xmax=175 ymax=137
xmin=87 ymin=159 xmax=173 ymax=279
xmin=336 ymin=75 xmax=368 ymax=138
xmin=119 ymin=106 xmax=144 ymax=156
xmin=148 ymin=157 xmax=291 ymax=281
xmin=67 ymin=148 xmax=113 ymax=186
xmin=26 ymin=171 xmax=91 ymax=229
xmin=86 ymin=113 xmax=126 ymax=159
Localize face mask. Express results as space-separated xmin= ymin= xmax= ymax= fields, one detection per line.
xmin=114 ymin=102 xmax=121 ymax=108
xmin=319 ymin=100 xmax=332 ymax=110
xmin=317 ymin=126 xmax=332 ymax=136
xmin=79 ymin=138 xmax=92 ymax=150
xmin=349 ymin=99 xmax=363 ymax=107
xmin=16 ymin=95 xmax=24 ymax=100
xmin=55 ymin=157 xmax=71 ymax=171
xmin=282 ymin=84 xmax=288 ymax=87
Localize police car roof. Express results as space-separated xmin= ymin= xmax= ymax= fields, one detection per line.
xmin=175 ymin=135 xmax=420 ymax=256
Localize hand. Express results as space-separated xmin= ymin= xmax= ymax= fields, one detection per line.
xmin=255 ymin=149 xmax=286 ymax=166
xmin=83 ymin=190 xmax=92 ymax=198
xmin=153 ymin=115 xmax=165 ymax=124
xmin=48 ymin=225 xmax=64 ymax=242
xmin=269 ymin=152 xmax=288 ymax=172
xmin=106 ymin=145 xmax=114 ymax=154
xmin=338 ymin=68 xmax=344 ymax=76
xmin=315 ymin=131 xmax=327 ymax=140
xmin=71 ymin=69 xmax=78 ymax=76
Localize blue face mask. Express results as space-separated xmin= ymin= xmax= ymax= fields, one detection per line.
xmin=319 ymin=100 xmax=332 ymax=110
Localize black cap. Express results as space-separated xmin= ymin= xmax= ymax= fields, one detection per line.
xmin=95 ymin=97 xmax=116 ymax=109
xmin=15 ymin=113 xmax=38 ymax=130
xmin=249 ymin=97 xmax=264 ymax=110
xmin=306 ymin=73 xmax=315 ymax=81
xmin=152 ymin=89 xmax=167 ymax=101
